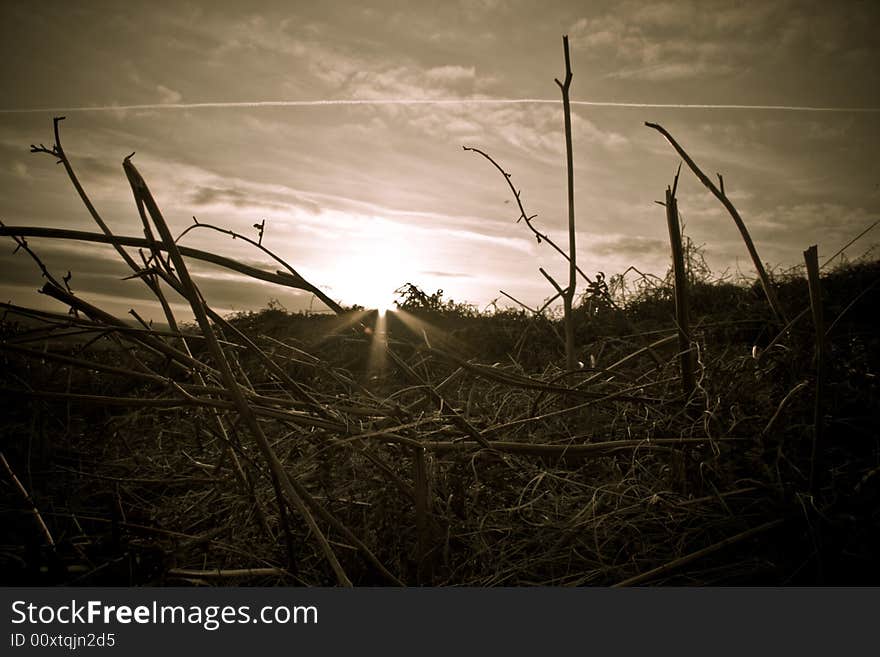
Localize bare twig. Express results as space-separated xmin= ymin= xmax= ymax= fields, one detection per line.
xmin=1 ymin=452 xmax=55 ymax=548
xmin=38 ymin=281 xmax=216 ymax=377
xmin=761 ymin=381 xmax=810 ymax=440
xmin=820 ymin=219 xmax=879 ymax=270
xmin=166 ymin=567 xmax=287 ymax=580
xmin=176 ymin=219 xmax=342 ymax=313
xmin=30 ymin=119 xmax=184 ymax=329
xmin=462 ymin=148 xmax=593 ymax=286
xmin=30 ymin=117 xmax=136 ymax=271
xmin=422 ymin=436 xmax=749 ymax=457
xmin=539 ymin=267 xmax=566 ymax=298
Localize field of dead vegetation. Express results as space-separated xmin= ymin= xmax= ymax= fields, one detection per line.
xmin=1 ymin=102 xmax=878 ymax=586
xmin=2 ymin=254 xmax=878 ymax=586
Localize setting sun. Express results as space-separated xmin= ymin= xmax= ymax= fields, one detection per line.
xmin=322 ymin=215 xmax=419 ymax=312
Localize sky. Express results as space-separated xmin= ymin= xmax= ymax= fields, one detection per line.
xmin=1 ymin=0 xmax=878 ymax=319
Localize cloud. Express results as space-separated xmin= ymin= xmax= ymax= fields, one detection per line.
xmin=425 ymin=65 xmax=477 ymax=84
xmin=190 ymin=186 xmax=250 ymax=207
xmin=590 ymin=235 xmax=668 ymax=259
xmin=344 ymin=63 xmax=483 ymax=100
xmin=11 ymin=162 xmax=30 ymax=180
xmin=186 ymin=185 xmax=317 ymax=216
xmin=141 ymin=164 xmax=326 ymax=218
xmin=157 ymin=84 xmax=183 ymax=104
xmin=69 ymin=155 xmax=121 ymax=182
xmin=751 ymin=203 xmax=877 ymax=240
xmin=569 ymin=2 xmax=879 ymax=84
xmin=607 ymin=61 xmax=736 ymax=81
xmin=571 ymin=10 xmax=743 ymax=81
xmin=406 ymin=102 xmax=628 ymax=163
xmin=292 ymin=208 xmax=532 ymax=256
xmin=419 ymin=270 xmax=473 ymax=279
xmin=0 ymin=241 xmax=152 ymax=301
xmin=630 ymin=2 xmax=695 ymax=28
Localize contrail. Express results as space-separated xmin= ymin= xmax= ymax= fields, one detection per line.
xmin=0 ymin=98 xmax=878 ymax=114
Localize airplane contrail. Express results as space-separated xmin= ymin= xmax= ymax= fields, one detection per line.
xmin=0 ymin=98 xmax=878 ymax=114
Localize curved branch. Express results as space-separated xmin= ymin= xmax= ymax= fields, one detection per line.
xmin=463 ymin=146 xmax=593 ymax=285
xmin=645 ymin=121 xmax=787 ymax=325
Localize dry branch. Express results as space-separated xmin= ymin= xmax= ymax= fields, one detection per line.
xmin=803 ymin=245 xmax=825 ymax=494
xmin=122 ymin=157 xmax=353 ymax=586
xmin=413 ymin=445 xmax=432 ymax=583
xmin=422 ymin=436 xmax=748 ymax=456
xmin=1 ymin=452 xmax=55 ymax=548
xmin=166 ymin=567 xmax=287 ymax=580
xmin=663 ymin=175 xmax=695 ymax=396
xmin=462 ymin=148 xmax=593 ymax=287
xmin=38 ymin=281 xmax=216 ymax=377
xmin=175 ymin=220 xmax=343 ymax=313
xmin=426 ymin=345 xmax=659 ymax=403
xmin=0 ymin=225 xmax=341 ymax=313
xmin=645 ymin=122 xmax=787 ymax=325
xmin=556 ymin=34 xmax=578 ymax=371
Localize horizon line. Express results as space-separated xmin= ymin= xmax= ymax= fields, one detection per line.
xmin=1 ymin=98 xmax=879 ymax=114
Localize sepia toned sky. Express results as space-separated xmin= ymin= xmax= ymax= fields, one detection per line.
xmin=1 ymin=0 xmax=878 ymax=318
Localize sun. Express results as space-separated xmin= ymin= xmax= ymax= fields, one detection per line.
xmin=340 ymin=258 xmax=399 ymax=312
xmin=326 ymin=218 xmax=417 ymax=312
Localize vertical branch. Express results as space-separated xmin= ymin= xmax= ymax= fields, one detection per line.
xmin=555 ymin=34 xmax=578 ymax=371
xmin=664 ymin=182 xmax=695 ymax=397
xmin=645 ymin=121 xmax=787 ymax=326
xmin=803 ymin=245 xmax=825 ymax=494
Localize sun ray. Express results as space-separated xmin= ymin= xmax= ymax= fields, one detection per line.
xmin=390 ymin=308 xmax=469 ymax=356
xmin=365 ymin=309 xmax=388 ymax=376
xmin=306 ymin=309 xmax=371 ymax=347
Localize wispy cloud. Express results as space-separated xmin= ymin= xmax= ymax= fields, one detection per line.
xmin=570 ymin=0 xmax=880 ymax=88
xmin=10 ymin=162 xmax=31 ymax=181
xmin=590 ymin=234 xmax=668 ymax=259
xmin=156 ymin=84 xmax=183 ymax=104
xmin=419 ymin=270 xmax=473 ymax=279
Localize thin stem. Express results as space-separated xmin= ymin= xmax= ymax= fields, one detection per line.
xmin=555 ymin=34 xmax=578 ymax=371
